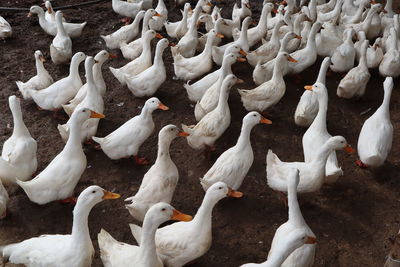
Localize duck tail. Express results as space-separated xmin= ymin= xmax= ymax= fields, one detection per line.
xmin=91 ymin=136 xmax=103 ymax=145
xmin=199 ymin=178 xmax=212 ymax=191
xmin=16 ymin=81 xmax=31 ymax=100
xmin=109 ymin=67 xmax=126 ymax=85
xmin=129 ymin=224 xmax=142 ymax=245
xmin=181 ymin=124 xmax=194 ymax=135
xmin=98 ymin=228 xmax=118 ymax=255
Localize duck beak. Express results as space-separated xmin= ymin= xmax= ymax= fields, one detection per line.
xmin=295 ymin=34 xmax=302 ymax=39
xmin=287 ymin=56 xmax=297 ymax=62
xmin=260 ymin=117 xmax=272 ymax=124
xmin=27 ymin=12 xmax=33 ymax=17
xmin=305 ymin=236 xmax=317 ymax=244
xmin=216 ymin=33 xmax=224 ymax=38
xmin=155 ymin=33 xmax=163 ymax=39
xmin=280 ymin=0 xmax=287 ymax=5
xmin=239 ymin=49 xmax=247 ymax=56
xmin=108 ymin=53 xmax=118 ymax=59
xmin=168 ymin=42 xmax=176 ymax=47
xmin=304 ymin=85 xmax=313 ymax=91
xmin=102 ymin=190 xmax=121 ymax=199
xmin=237 ymin=57 xmax=246 ymax=62
xmin=178 ymin=131 xmax=190 ymax=137
xmin=154 ymin=12 xmax=162 ymax=17
xmin=207 ymin=1 xmax=213 ymax=7
xmin=227 ymin=187 xmax=243 ymax=198
xmin=171 ymin=209 xmax=193 ymax=221
xmin=47 ymin=8 xmax=52 ymax=13
xmin=158 ymin=103 xmax=169 ymax=110
xmin=236 ymin=78 xmax=245 ymax=84
xmin=245 ymin=3 xmax=251 ymax=8
xmin=344 ymin=144 xmax=355 ymax=154
xmin=272 ymin=8 xmax=278 ymax=14
xmin=39 ymin=55 xmax=46 ymax=62
xmin=90 ymin=110 xmax=105 ymax=118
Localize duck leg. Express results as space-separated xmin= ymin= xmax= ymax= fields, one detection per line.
xmin=133 ymin=155 xmax=149 ymax=165
xmin=59 ymin=196 xmax=77 ymax=204
xmin=355 ymin=159 xmax=368 ymax=168
xmin=204 ymin=145 xmax=216 ymax=160
xmin=275 ymin=190 xmax=288 ymax=207
xmin=120 ymin=17 xmax=132 ymax=25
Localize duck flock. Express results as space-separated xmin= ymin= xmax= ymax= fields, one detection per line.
xmin=0 ymin=0 xmax=398 ymax=266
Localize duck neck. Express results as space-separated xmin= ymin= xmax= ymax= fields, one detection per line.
xmin=220 ymin=59 xmax=233 ymax=77
xmin=385 ymin=0 xmax=393 ymax=17
xmin=139 ymin=217 xmax=160 ymax=265
xmin=56 ymin=16 xmax=67 ymax=37
xmin=139 ymin=105 xmax=154 ymax=122
xmin=271 ymin=22 xmax=282 ymax=44
xmin=312 ymin=88 xmax=328 ymax=130
xmin=205 ymin=18 xmax=214 ymax=31
xmin=189 ymin=7 xmax=202 ymax=36
xmin=313 ymin=141 xmax=334 ymax=167
xmin=35 ymin=57 xmax=47 ymax=77
xmin=257 ymin=7 xmax=269 ymax=32
xmin=203 ymin=34 xmax=215 ymax=55
xmin=192 ymin=194 xmax=217 ymax=228
xmin=216 ymin=87 xmax=229 ymax=112
xmin=155 ymin=136 xmax=172 ymax=163
xmin=238 ymin=22 xmax=249 ymax=43
xmin=305 ymin=24 xmax=318 ymax=51
xmin=327 ymin=0 xmax=337 ymax=9
xmin=11 ymin=104 xmax=30 ymax=137
xmin=142 ymin=14 xmax=151 ymax=35
xmin=287 ymin=180 xmax=306 ymax=226
xmin=236 ymin=121 xmax=254 ymax=151
xmin=65 ymin=118 xmax=83 ymax=152
xmin=279 ymin=36 xmax=291 ymax=52
xmin=69 ymin=57 xmax=81 ymax=78
xmin=272 ymin=57 xmax=285 ymax=82
xmin=93 ymin=61 xmax=105 ymax=92
xmin=154 ymin=45 xmax=166 ymax=66
xmin=181 ymin=9 xmax=189 ymax=28
xmin=71 ymin=202 xmax=92 ymax=245
xmin=156 ymin=0 xmax=166 ymax=12
xmin=132 ymin=13 xmax=144 ymax=28
xmin=294 ymin=16 xmax=305 ymax=35
xmin=380 ymin=83 xmax=393 ymax=116
xmin=141 ymin=35 xmax=153 ymax=59
xmin=358 ymin=46 xmax=367 ymax=68
xmin=317 ymin=60 xmax=330 ymax=84
xmin=352 ymin=2 xmax=366 ymax=22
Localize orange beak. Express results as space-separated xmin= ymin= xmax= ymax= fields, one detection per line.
xmin=305 ymin=236 xmax=317 ymax=244
xmin=260 ymin=117 xmax=272 ymax=124
xmin=155 ymin=33 xmax=163 ymax=39
xmin=178 ymin=131 xmax=190 ymax=137
xmin=304 ymin=85 xmax=313 ymax=91
xmin=169 ymin=42 xmax=176 ymax=47
xmin=236 ymin=78 xmax=245 ymax=84
xmin=158 ymin=103 xmax=169 ymax=110
xmin=207 ymin=1 xmax=213 ymax=6
xmin=216 ymin=33 xmax=224 ymax=38
xmin=90 ymin=110 xmax=105 ymax=118
xmin=154 ymin=12 xmax=162 ymax=17
xmin=272 ymin=8 xmax=278 ymax=14
xmin=344 ymin=144 xmax=355 ymax=154
xmin=47 ymin=8 xmax=52 ymax=13
xmin=245 ymin=3 xmax=251 ymax=8
xmin=237 ymin=57 xmax=246 ymax=62
xmin=280 ymin=0 xmax=287 ymax=5
xmin=228 ymin=188 xmax=243 ymax=198
xmin=27 ymin=12 xmax=33 ymax=17
xmin=171 ymin=209 xmax=193 ymax=221
xmin=287 ymin=56 xmax=297 ymax=63
xmin=370 ymin=0 xmax=377 ymax=4
xmin=295 ymin=34 xmax=302 ymax=39
xmin=109 ymin=53 xmax=118 ymax=59
xmin=102 ymin=190 xmax=121 ymax=199
xmin=39 ymin=55 xmax=46 ymax=62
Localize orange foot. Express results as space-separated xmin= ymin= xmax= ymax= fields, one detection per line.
xmin=355 ymin=160 xmax=368 ymax=168
xmin=93 ymin=144 xmax=102 ymax=150
xmin=59 ymin=196 xmax=77 ymax=204
xmin=121 ymin=17 xmax=132 ymax=25
xmin=134 ymin=155 xmax=149 ymax=165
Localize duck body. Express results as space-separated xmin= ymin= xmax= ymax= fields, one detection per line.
xmin=92 ymin=98 xmax=167 ymax=160
xmin=101 ymin=11 xmax=145 ymax=50
xmin=50 ymin=11 xmax=72 ymax=65
xmin=379 ymin=27 xmax=400 ymax=77
xmin=29 ymin=52 xmax=85 ymax=110
xmin=200 ymin=112 xmax=271 ymax=191
xmin=149 ymin=0 xmax=167 ymax=31
xmin=232 ymin=0 xmax=251 ymax=22
xmin=0 ymin=16 xmax=12 ymax=39
xmin=125 ymin=125 xmax=186 ymax=221
xmin=16 ymin=50 xmax=53 ymax=100
xmin=165 ymin=3 xmax=191 ymax=39
xmin=0 ymin=96 xmax=37 ymax=187
xmin=357 ymin=77 xmax=393 ymax=168
xmin=366 ymin=38 xmax=383 ymax=69
xmin=126 ymin=39 xmax=168 ymax=97
xmin=1 ymin=186 xmax=120 ymax=266
xmin=112 ymin=0 xmax=143 ymax=18
xmin=330 ymin=29 xmax=355 ymax=72
xmin=17 ymin=108 xmax=103 ymax=204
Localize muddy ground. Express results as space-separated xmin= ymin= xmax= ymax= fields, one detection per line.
xmin=0 ymin=0 xmax=400 ymax=266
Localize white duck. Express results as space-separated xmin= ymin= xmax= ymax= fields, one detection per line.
xmin=194 ymin=53 xmax=245 ymax=121
xmin=200 ymin=112 xmax=272 ymax=191
xmin=286 ymin=22 xmax=322 ymax=75
xmin=357 ymin=77 xmax=393 ymax=168
xmin=0 ymin=182 xmax=8 ymax=219
xmin=165 ymin=3 xmax=191 ymax=39
xmin=315 ymin=16 xmax=343 ymax=57
xmin=239 ymin=52 xmax=297 ymax=113
xmin=1 ymin=185 xmax=119 ymax=266
xmin=120 ymin=9 xmax=160 ymax=61
xmin=29 ymin=52 xmax=85 ymax=111
xmin=302 ymin=78 xmax=346 ymax=184
xmin=330 ymin=28 xmax=356 ymax=73
xmin=44 ymin=1 xmax=65 ymax=22
xmin=110 ymin=30 xmax=161 ymax=85
xmin=214 ymin=6 xmax=241 ymax=39
xmin=266 ymin=136 xmax=354 ymax=193
xmin=50 ymin=11 xmax=72 ymax=65
xmin=182 ymin=75 xmax=240 ymax=150
xmin=112 ymin=0 xmax=143 ymax=18
xmin=129 ymin=182 xmax=242 ymax=267
xmin=125 ymin=125 xmax=189 ymax=221
xmin=345 ymin=4 xmax=382 ymax=40
xmin=232 ymin=3 xmax=274 ymax=47
xmin=246 ymin=19 xmax=287 ymax=67
xmin=28 ymin=5 xmax=86 ymax=38
xmin=173 ymin=29 xmax=221 ymax=81
xmin=317 ymin=0 xmax=337 ymax=13
xmin=63 ymin=50 xmax=114 ymax=116
xmin=0 ymin=16 xmax=12 ymax=39
xmin=17 ymin=108 xmax=105 ymax=205
xmin=184 ymin=45 xmax=246 ymax=102
xmin=149 ymin=0 xmax=168 ymax=31
xmin=379 ymin=27 xmax=400 ymax=78
xmin=253 ymin=32 xmax=298 ymax=85
xmin=100 ymin=10 xmax=145 ymax=50
xmin=366 ymin=37 xmax=383 ymax=69
xmin=16 ymin=50 xmax=53 ymax=100
xmin=247 ymin=169 xmax=316 ymax=267
xmin=92 ymin=98 xmax=169 ymax=164
xmin=197 ymin=17 xmax=226 ymax=52
xmin=294 ymin=57 xmax=330 ymax=127
xmin=337 ymin=40 xmax=371 ymax=99
xmin=212 ymin=17 xmax=251 ymax=65
xmin=354 ymin=31 xmax=367 ymax=62
xmin=232 ymin=0 xmax=251 ymax=22
xmin=98 ymin=203 xmax=192 ymax=267
xmin=58 ymin=57 xmax=104 ymax=143
xmin=317 ymin=0 xmax=343 ymax=23
xmin=126 ymin=39 xmax=170 ymax=97
xmin=0 ymin=96 xmax=37 ymax=187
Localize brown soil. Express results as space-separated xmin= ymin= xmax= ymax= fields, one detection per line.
xmin=0 ymin=0 xmax=400 ymax=266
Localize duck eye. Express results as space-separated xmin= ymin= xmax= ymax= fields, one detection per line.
xmin=92 ymin=190 xmax=96 ymax=194
xmin=162 ymin=208 xmax=166 ymax=211
xmin=218 ymin=187 xmax=222 ymax=189
xmin=253 ymin=114 xmax=256 ymax=117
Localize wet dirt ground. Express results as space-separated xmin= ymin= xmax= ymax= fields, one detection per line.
xmin=0 ymin=0 xmax=400 ymax=266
